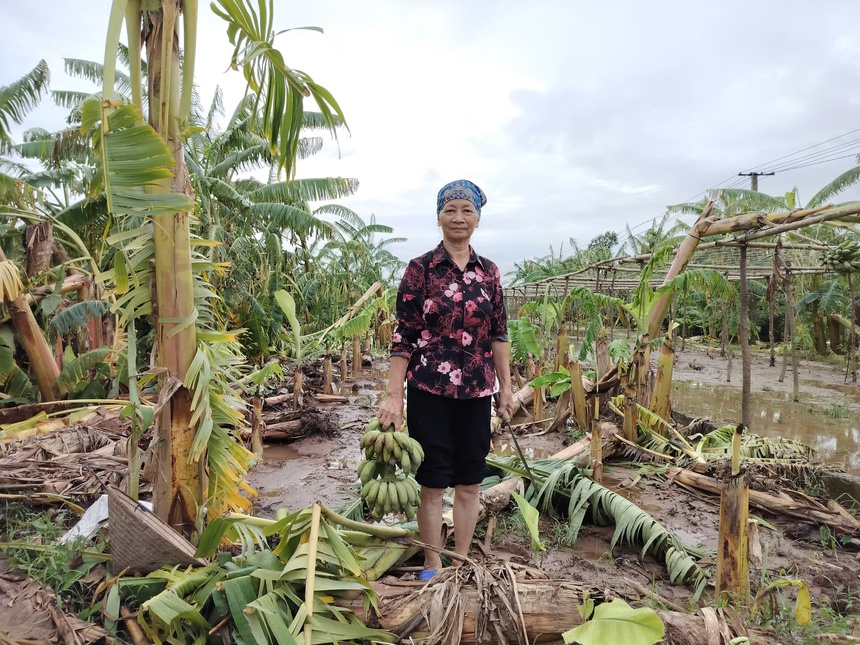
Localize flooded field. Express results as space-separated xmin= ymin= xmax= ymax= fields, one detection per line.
xmin=672 ymin=379 xmax=860 ymax=475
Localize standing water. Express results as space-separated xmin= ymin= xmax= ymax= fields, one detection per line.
xmin=672 ymin=380 xmax=860 ymax=476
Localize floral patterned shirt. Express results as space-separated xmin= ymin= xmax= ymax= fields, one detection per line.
xmin=391 ymin=241 xmax=508 ymax=399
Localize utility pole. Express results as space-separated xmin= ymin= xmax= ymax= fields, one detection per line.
xmin=738 ymin=171 xmax=774 ymax=192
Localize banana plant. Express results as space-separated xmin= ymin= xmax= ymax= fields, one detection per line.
xmin=98 ymin=0 xmax=347 ymax=530
xmin=122 ymin=504 xmax=396 ymax=644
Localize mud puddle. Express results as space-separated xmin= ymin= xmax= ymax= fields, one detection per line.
xmin=673 ymin=380 xmax=860 ymax=475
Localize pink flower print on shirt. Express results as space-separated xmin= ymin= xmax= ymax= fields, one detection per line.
xmin=474 ymin=267 xmax=485 ymax=282
xmin=444 ymin=283 xmax=463 ymax=302
xmin=449 ymin=369 xmax=463 ymax=385
xmin=392 ymin=332 xmax=402 ymax=343
xmin=463 ymin=270 xmax=476 ymax=284
xmin=417 ymin=329 xmax=432 ymax=347
xmin=462 ymin=331 xmax=473 ymax=346
xmin=437 ymin=361 xmax=452 ymax=374
xmin=465 ymin=300 xmax=478 ymax=313
xmin=423 ymin=299 xmax=434 ymax=314
xmin=420 ymin=354 xmax=428 ymax=367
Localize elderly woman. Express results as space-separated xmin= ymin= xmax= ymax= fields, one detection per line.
xmin=377 ymin=179 xmax=514 ymax=581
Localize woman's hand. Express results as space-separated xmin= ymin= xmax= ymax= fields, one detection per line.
xmin=496 ymin=389 xmax=515 ymax=423
xmin=377 ymin=392 xmax=404 ymax=432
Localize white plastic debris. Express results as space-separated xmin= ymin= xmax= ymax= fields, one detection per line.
xmin=59 ymin=494 xmax=153 ymax=544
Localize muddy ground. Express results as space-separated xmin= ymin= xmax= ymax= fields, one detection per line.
xmin=248 ymin=341 xmax=860 ymax=640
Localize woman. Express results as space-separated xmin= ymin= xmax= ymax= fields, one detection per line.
xmin=377 ymin=179 xmax=514 ymax=581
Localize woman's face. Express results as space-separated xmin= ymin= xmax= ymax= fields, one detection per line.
xmin=438 ymin=198 xmax=479 ymax=243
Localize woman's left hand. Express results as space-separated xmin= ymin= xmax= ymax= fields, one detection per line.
xmin=497 ymin=389 xmax=515 ymax=423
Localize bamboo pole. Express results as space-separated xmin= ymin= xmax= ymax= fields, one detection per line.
xmin=739 ymin=245 xmax=752 ymax=428
xmin=849 ymin=272 xmax=858 ymax=383
xmin=784 ymin=272 xmax=799 ymax=400
xmin=716 ymin=425 xmax=749 ymax=605
xmin=646 ymin=202 xmax=715 ymax=340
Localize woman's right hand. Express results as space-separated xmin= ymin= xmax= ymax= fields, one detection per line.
xmin=377 ymin=392 xmax=404 ymax=432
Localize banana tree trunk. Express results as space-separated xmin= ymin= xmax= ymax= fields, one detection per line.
xmin=0 ymin=247 xmax=59 ymax=401
xmin=650 ymin=336 xmax=674 ymax=423
xmin=828 ymin=314 xmax=845 ymax=355
xmin=144 ymin=2 xmax=204 ymax=532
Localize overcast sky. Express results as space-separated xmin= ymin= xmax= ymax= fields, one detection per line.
xmin=3 ymin=1 xmax=860 ymax=277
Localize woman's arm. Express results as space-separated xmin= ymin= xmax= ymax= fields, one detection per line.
xmin=377 ymin=355 xmax=409 ymax=431
xmin=492 ymin=340 xmax=514 ymax=421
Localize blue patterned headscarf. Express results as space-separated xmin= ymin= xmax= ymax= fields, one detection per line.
xmin=436 ymin=179 xmax=487 ymax=218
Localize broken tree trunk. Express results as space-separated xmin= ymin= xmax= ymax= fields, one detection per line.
xmin=667 ymin=467 xmax=859 ymax=536
xmin=0 ymin=247 xmax=59 ymax=401
xmin=346 ymin=579 xmax=753 ymax=645
xmin=650 ymin=336 xmax=674 ymax=423
xmin=716 ymin=436 xmax=750 ymax=606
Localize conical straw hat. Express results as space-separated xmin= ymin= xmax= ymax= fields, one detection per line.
xmin=107 ymin=485 xmax=207 ymax=574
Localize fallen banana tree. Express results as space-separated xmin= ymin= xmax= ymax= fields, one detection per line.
xmin=339 ymin=568 xmax=759 ymax=645
xmin=665 ymin=467 xmax=860 ymax=537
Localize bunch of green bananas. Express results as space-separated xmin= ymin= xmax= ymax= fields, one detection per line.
xmin=356 ymin=417 xmax=424 ymax=519
xmin=820 ymin=240 xmax=860 ymax=274
xmin=358 ymin=418 xmax=425 ymax=475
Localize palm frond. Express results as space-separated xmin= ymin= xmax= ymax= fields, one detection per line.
xmin=807 ymin=165 xmax=860 ymax=208
xmin=488 ymin=454 xmax=709 ymax=598
xmin=54 ymin=347 xmax=114 ymax=397
xmin=50 ymin=300 xmax=110 ymax=337
xmin=210 ymin=0 xmax=348 ymax=176
xmin=248 ymin=177 xmax=359 ymax=203
xmin=0 ymin=60 xmax=50 ymax=151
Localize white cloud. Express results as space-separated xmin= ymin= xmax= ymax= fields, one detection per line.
xmin=3 ymin=0 xmax=860 ymax=278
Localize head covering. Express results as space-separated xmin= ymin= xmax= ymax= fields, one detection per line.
xmin=436 ymin=179 xmax=487 ymax=217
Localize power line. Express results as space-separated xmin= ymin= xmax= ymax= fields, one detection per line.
xmin=611 ymin=128 xmax=860 ymax=251
xmin=741 ymin=126 xmax=860 ymax=173
xmin=758 ymin=138 xmax=860 ymax=173
xmin=775 ymin=151 xmax=860 ymax=173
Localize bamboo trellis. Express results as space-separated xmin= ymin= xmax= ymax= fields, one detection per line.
xmin=505 ymin=201 xmax=860 ymax=431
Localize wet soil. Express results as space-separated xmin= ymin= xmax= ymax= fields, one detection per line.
xmin=247 ymin=346 xmax=860 ymax=638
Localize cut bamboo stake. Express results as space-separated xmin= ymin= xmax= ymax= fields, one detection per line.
xmin=716 ymin=425 xmax=749 ymax=606
xmin=340 ymin=343 xmax=348 ymax=381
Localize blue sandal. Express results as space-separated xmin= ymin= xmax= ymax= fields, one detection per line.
xmin=418 ymin=569 xmax=438 ymax=582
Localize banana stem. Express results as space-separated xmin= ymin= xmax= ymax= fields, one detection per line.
xmin=318 ymin=503 xmax=413 ymax=539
